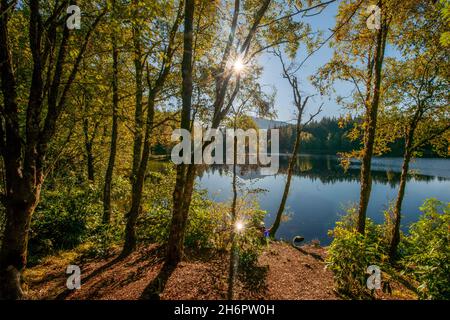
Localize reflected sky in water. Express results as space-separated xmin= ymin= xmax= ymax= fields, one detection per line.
xmin=197 ymin=155 xmax=450 ymax=245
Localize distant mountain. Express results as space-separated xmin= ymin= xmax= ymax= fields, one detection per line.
xmin=252 ymin=117 xmax=289 ymax=129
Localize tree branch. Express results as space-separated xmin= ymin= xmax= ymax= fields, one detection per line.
xmin=258 ymin=0 xmax=336 ymax=28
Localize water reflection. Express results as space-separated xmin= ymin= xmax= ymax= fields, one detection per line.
xmin=197 ymin=155 xmax=450 ymax=245
xmin=198 ymin=155 xmax=449 ymax=185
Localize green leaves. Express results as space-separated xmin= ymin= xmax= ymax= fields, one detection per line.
xmin=439 ymin=0 xmax=450 ymax=46
xmin=327 ymin=199 xmax=450 ymax=300
xmin=326 ymin=206 xmax=387 ymax=298
xmin=29 ymin=177 xmax=104 ymax=265
xmin=401 ymin=199 xmax=450 ymax=300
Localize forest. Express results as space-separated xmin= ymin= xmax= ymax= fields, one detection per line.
xmin=0 ymin=0 xmax=449 ymax=302
xmin=277 ymin=116 xmax=445 ymax=156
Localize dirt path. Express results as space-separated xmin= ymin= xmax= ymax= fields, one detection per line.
xmin=259 ymin=243 xmax=336 ymax=299
xmin=24 ymin=242 xmax=415 ymax=300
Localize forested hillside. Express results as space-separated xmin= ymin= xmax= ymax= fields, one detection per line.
xmin=277 ymin=117 xmax=447 ymax=157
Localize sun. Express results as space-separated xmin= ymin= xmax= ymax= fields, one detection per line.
xmin=233 ymin=58 xmax=245 ymax=73
xmin=235 ymin=221 xmax=245 ymax=232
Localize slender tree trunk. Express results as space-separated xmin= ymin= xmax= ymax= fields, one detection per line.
xmin=357 ymin=133 xmax=374 ymax=233
xmin=270 ymin=118 xmax=302 ymax=238
xmin=123 ymin=1 xmax=149 ymax=254
xmin=87 ymin=149 xmax=95 ymax=181
xmin=82 ymin=119 xmax=95 ymax=182
xmin=103 ymin=34 xmax=119 ymax=225
xmin=227 ymin=135 xmax=238 ymax=300
xmin=166 ymin=0 xmax=195 ymax=266
xmin=131 ymin=0 xmax=144 ymax=185
xmin=122 ymin=96 xmax=155 ymax=256
xmin=122 ymin=67 xmax=142 ymax=252
xmin=357 ymin=14 xmax=388 ymax=234
xmin=389 ymin=132 xmax=413 ymax=261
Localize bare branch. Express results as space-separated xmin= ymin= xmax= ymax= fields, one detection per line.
xmin=304 ymin=103 xmax=324 ymax=126
xmin=258 ymin=0 xmax=336 ymax=28
xmin=292 ymin=0 xmax=364 ymax=73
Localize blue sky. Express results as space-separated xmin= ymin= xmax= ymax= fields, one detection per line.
xmin=257 ymin=1 xmax=353 ymax=123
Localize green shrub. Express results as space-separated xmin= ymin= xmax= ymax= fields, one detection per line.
xmin=326 ymin=206 xmax=387 ymax=298
xmin=83 ymin=224 xmax=123 ymax=258
xmin=401 ymin=199 xmax=450 ymax=300
xmin=185 ymin=189 xmax=227 ymax=249
xmin=29 ymin=180 xmax=103 ymax=264
xmin=137 ymin=164 xmax=267 ymax=253
xmin=136 ymin=167 xmax=175 ymax=244
xmin=27 ymin=161 xmax=268 ymax=265
xmin=137 ymin=182 xmax=240 ymax=251
xmin=136 ymin=166 xmax=229 ymax=250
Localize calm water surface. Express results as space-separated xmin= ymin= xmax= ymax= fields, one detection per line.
xmin=196 ymin=155 xmax=450 ymax=245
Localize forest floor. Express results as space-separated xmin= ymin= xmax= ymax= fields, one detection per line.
xmin=23 ymin=242 xmax=417 ymax=300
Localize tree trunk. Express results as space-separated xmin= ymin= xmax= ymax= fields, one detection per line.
xmin=166 ymin=163 xmax=197 ymax=265
xmin=122 ymin=97 xmax=155 ymax=256
xmin=122 ymin=187 xmax=142 ymax=255
xmin=87 ymin=149 xmax=95 ymax=182
xmin=166 ymin=166 xmax=187 ymax=264
xmin=0 ymin=164 xmax=42 ymax=299
xmin=357 ymin=134 xmax=374 ymax=234
xmin=0 ymin=0 xmax=102 ymax=299
xmin=227 ymin=132 xmax=239 ymax=300
xmin=131 ymin=0 xmax=144 ymax=185
xmin=0 ymin=193 xmax=38 ymax=299
xmin=83 ymin=118 xmax=95 ymax=182
xmin=357 ymin=13 xmax=388 ymax=234
xmin=0 ymin=1 xmax=39 ymax=299
xmin=389 ymin=133 xmax=413 ymax=261
xmin=165 ymin=0 xmax=195 ymax=266
xmin=270 ymin=118 xmax=302 ymax=238
xmin=103 ymin=34 xmax=119 ymax=225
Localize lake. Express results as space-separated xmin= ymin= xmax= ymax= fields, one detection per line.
xmin=196 ymin=155 xmax=450 ymax=245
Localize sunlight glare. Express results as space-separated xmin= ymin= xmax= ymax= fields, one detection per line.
xmin=235 ymin=221 xmax=245 ymax=232
xmin=233 ymin=57 xmax=245 ymax=74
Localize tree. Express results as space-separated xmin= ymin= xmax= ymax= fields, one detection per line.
xmin=385 ymin=0 xmax=449 ymax=261
xmin=121 ymin=0 xmax=184 ymax=256
xmin=164 ymin=0 xmax=195 ymax=265
xmin=355 ymin=0 xmax=391 ymax=233
xmin=269 ymin=49 xmax=322 ymax=238
xmin=103 ymin=0 xmax=121 ymax=224
xmin=0 ymin=0 xmax=105 ymax=299
xmin=165 ymin=0 xmax=331 ymax=267
xmin=166 ymin=0 xmax=273 ymax=267
xmin=312 ymin=0 xmax=407 ymax=233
